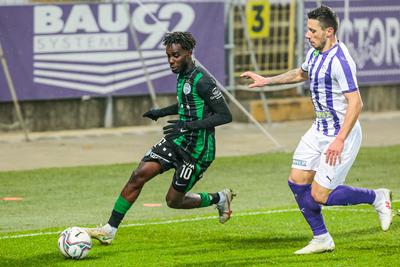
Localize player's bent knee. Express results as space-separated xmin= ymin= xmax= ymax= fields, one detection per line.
xmin=311 ymin=190 xmax=328 ymax=204
xmin=165 ymin=198 xmax=182 ymax=209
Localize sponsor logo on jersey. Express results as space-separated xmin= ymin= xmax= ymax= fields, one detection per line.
xmin=316 ymin=110 xmax=333 ymax=119
xmin=210 ymin=87 xmax=222 ymax=100
xmin=292 ymin=159 xmax=307 ymax=167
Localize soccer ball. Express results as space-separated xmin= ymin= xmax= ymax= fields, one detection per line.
xmin=58 ymin=226 xmax=92 ymax=260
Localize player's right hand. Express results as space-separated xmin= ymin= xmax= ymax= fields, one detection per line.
xmin=142 ymin=109 xmax=161 ymax=121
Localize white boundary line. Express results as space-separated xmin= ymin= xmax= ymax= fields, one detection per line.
xmin=1 ymin=203 xmax=398 ymax=240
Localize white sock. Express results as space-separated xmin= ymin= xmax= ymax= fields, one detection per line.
xmin=104 ymin=223 xmax=117 ymax=235
xmin=217 ymin=191 xmax=226 ymax=205
xmin=314 ymin=232 xmax=331 ymax=240
xmin=372 ymin=190 xmax=381 ymax=206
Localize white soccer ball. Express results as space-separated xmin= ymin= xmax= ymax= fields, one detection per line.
xmin=58 ymin=226 xmax=92 ymax=260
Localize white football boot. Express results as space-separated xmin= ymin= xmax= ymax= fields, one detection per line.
xmin=216 ymin=189 xmax=236 ymax=224
xmin=85 ymin=223 xmax=116 ymax=245
xmin=295 ymin=233 xmax=335 ymax=255
xmin=373 ymin=188 xmax=393 ymax=231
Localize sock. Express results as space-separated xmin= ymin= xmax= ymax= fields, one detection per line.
xmin=107 ymin=195 xmax=132 ymax=228
xmin=288 ymin=180 xmax=328 ymax=236
xmin=210 ymin=192 xmax=220 ymax=204
xmin=108 ymin=210 xmax=125 ymax=228
xmin=198 ymin=192 xmax=213 ymax=207
xmin=326 ymin=185 xmax=376 ymax=206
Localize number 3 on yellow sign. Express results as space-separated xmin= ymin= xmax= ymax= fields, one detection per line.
xmin=246 ymin=0 xmax=270 ymax=39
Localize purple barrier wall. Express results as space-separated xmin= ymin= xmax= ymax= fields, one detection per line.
xmin=304 ymin=0 xmax=400 ymax=85
xmin=0 ymin=2 xmax=224 ymax=102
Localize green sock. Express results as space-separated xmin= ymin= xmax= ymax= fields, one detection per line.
xmin=199 ymin=192 xmax=213 ymax=207
xmin=113 ymin=195 xmax=132 ymax=215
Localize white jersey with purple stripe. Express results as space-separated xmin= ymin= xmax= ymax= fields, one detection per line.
xmin=301 ymin=42 xmax=359 ymax=136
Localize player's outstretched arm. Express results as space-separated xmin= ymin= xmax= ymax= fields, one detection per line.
xmin=240 ymin=71 xmax=270 ymax=88
xmin=241 ymin=68 xmax=308 ymax=88
xmin=142 ymin=103 xmax=179 ymax=121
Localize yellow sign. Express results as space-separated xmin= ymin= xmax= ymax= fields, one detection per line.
xmin=246 ymin=0 xmax=270 ymax=38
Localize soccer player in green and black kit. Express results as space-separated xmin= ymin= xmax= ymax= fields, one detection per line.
xmin=86 ymin=32 xmax=234 ymax=244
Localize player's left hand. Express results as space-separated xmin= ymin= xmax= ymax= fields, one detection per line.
xmin=163 ymin=120 xmax=189 ymax=139
xmin=325 ymin=138 xmax=344 ymax=166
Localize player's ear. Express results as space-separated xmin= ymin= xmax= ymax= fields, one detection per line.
xmin=326 ymin=26 xmax=335 ymax=37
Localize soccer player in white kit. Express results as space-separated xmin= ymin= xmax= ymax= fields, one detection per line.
xmin=241 ymin=5 xmax=392 ymax=254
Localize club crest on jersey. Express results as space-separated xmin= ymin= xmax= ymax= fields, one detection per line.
xmin=183 ymin=82 xmax=191 ymax=95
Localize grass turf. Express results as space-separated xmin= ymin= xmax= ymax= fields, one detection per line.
xmin=0 ymin=145 xmax=399 ymax=266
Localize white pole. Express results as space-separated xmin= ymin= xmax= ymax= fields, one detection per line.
xmin=125 ymin=2 xmax=159 ymax=109
xmin=225 ymin=0 xmax=236 ymax=96
xmin=104 ymin=95 xmax=113 ymax=128
xmin=296 ymin=0 xmax=305 ymax=95
xmin=0 ymin=40 xmax=30 ymax=141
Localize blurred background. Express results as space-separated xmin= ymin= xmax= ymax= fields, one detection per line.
xmin=0 ymin=0 xmax=399 ymax=140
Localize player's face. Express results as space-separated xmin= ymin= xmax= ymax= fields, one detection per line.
xmin=306 ymin=19 xmax=333 ymax=52
xmin=166 ymin=43 xmax=193 ymax=74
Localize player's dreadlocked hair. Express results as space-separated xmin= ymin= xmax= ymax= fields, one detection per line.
xmin=162 ymin=31 xmax=196 ymax=52
xmin=308 ymin=5 xmax=339 ymax=34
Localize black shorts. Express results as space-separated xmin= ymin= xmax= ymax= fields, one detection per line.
xmin=142 ymin=138 xmax=211 ymax=193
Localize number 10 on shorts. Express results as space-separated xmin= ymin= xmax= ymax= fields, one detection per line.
xmin=180 ymin=163 xmax=194 ymax=180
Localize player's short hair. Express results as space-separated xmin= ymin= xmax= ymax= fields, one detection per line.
xmin=308 ymin=5 xmax=339 ymax=34
xmin=162 ymin=31 xmax=196 ymax=52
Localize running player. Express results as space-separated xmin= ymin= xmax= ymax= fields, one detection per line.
xmin=86 ymin=32 xmax=234 ymax=244
xmin=241 ymin=5 xmax=392 ymax=254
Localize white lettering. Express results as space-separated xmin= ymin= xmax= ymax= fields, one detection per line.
xmin=34 ymin=33 xmax=128 ymax=53
xmin=353 ymin=18 xmax=368 ymax=49
xmin=338 ymin=17 xmax=400 ymax=68
xmin=99 ymin=4 xmax=129 ymax=32
xmin=64 ymin=5 xmax=100 ymax=33
xmin=385 ymin=17 xmax=400 ymax=65
xmin=132 ymin=4 xmax=168 ymax=49
xmin=33 ymin=3 xmax=195 ymax=51
xmin=368 ymin=18 xmax=385 ymax=66
xmin=161 ymin=4 xmax=194 ymax=33
xmin=34 ymin=6 xmax=63 ymax=34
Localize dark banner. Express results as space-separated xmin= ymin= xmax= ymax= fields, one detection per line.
xmin=304 ymin=0 xmax=400 ymax=85
xmin=0 ymin=1 xmax=224 ymax=101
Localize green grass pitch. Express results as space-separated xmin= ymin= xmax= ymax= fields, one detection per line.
xmin=0 ymin=145 xmax=399 ymax=266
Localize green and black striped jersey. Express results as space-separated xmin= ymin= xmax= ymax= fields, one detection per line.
xmin=172 ymin=65 xmax=231 ymax=163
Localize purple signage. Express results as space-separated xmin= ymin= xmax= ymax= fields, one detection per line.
xmin=0 ymin=2 xmax=224 ymax=102
xmin=304 ymin=0 xmax=400 ymax=85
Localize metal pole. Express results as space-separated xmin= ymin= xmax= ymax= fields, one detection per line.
xmin=0 ymin=41 xmax=30 ymax=141
xmin=225 ymin=0 xmax=236 ymax=96
xmin=238 ymin=1 xmax=272 ymax=125
xmin=296 ymin=0 xmax=305 ymax=95
xmin=125 ymin=2 xmax=159 ymax=109
xmin=104 ymin=94 xmax=113 ymax=128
